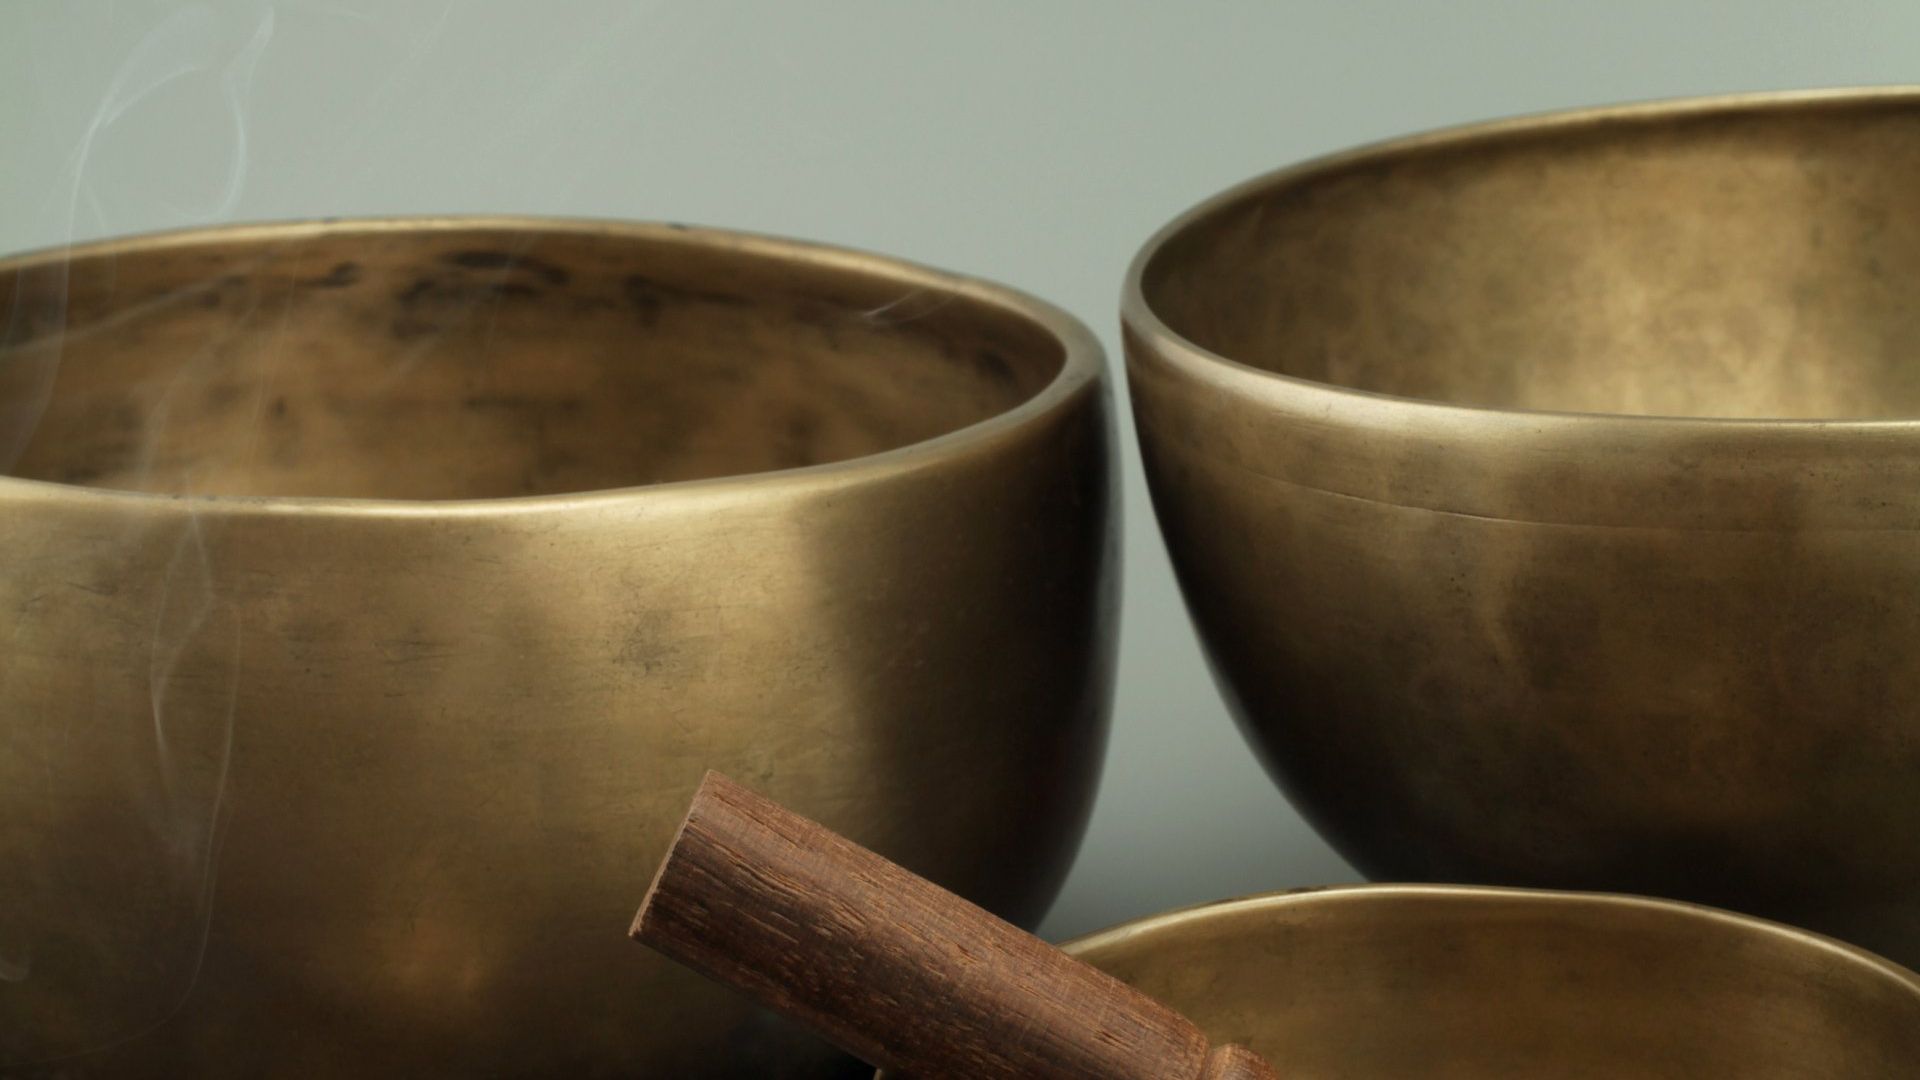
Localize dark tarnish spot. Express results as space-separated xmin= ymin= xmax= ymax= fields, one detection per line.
xmin=973 ymin=348 xmax=1016 ymax=385
xmin=398 ymin=275 xmax=540 ymax=308
xmin=623 ymin=276 xmax=664 ymax=326
xmin=182 ymin=272 xmax=251 ymax=311
xmin=271 ymin=396 xmax=289 ymax=419
xmin=387 ymin=258 xmax=574 ymax=339
xmin=395 ymin=278 xmax=439 ymax=308
xmin=622 ymin=273 xmax=750 ymax=320
xmin=296 ymin=262 xmax=362 ymax=289
xmin=442 ymin=250 xmax=571 ymax=286
xmin=1 ymin=297 xmax=65 ymax=349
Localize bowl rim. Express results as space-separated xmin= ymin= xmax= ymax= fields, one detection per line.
xmin=1121 ymin=84 xmax=1920 ymax=434
xmin=1060 ymin=882 xmax=1920 ymax=990
xmin=0 ymin=215 xmax=1105 ymax=516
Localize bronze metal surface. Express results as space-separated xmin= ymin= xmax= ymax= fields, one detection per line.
xmin=1125 ymin=88 xmax=1920 ymax=968
xmin=0 ymin=218 xmax=1116 ymax=1077
xmin=1004 ymin=886 xmax=1920 ymax=1078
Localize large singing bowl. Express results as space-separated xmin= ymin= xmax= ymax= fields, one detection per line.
xmin=1125 ymin=89 xmax=1920 ymax=968
xmin=889 ymin=886 xmax=1920 ymax=1078
xmin=0 ymin=218 xmax=1115 ymax=1076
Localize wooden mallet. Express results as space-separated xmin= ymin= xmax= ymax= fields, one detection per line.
xmin=632 ymin=771 xmax=1280 ymax=1079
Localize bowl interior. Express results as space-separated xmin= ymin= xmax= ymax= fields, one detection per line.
xmin=0 ymin=223 xmax=1063 ymax=499
xmin=1142 ymin=97 xmax=1920 ymax=419
xmin=1060 ymin=888 xmax=1920 ymax=1078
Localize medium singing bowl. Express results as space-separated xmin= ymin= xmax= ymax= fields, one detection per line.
xmin=0 ymin=218 xmax=1115 ymax=1077
xmin=1125 ymin=88 xmax=1920 ymax=968
xmin=892 ymin=886 xmax=1920 ymax=1078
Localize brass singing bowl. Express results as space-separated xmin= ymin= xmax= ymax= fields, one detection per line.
xmin=0 ymin=218 xmax=1115 ymax=1077
xmin=893 ymin=886 xmax=1920 ymax=1078
xmin=1126 ymin=88 xmax=1920 ymax=969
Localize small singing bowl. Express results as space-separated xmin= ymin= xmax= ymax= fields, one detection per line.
xmin=0 ymin=218 xmax=1114 ymax=1077
xmin=889 ymin=886 xmax=1920 ymax=1078
xmin=1125 ymin=88 xmax=1920 ymax=969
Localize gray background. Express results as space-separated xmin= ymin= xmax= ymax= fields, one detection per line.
xmin=4 ymin=0 xmax=1916 ymax=940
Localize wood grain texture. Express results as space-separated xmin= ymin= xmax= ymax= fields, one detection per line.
xmin=632 ymin=772 xmax=1280 ymax=1079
